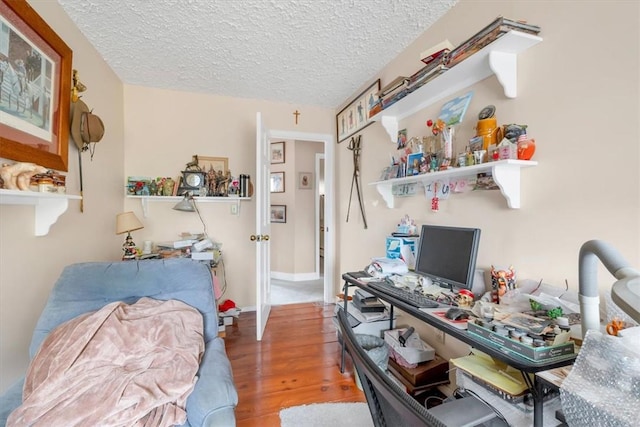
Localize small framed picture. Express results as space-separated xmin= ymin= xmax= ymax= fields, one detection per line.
xmin=406 ymin=152 xmax=424 ymax=176
xmin=270 ymin=171 xmax=285 ymax=193
xmin=270 ymin=205 xmax=286 ymax=223
xmin=298 ymin=172 xmax=312 ymax=189
xmin=270 ymin=141 xmax=285 ymax=164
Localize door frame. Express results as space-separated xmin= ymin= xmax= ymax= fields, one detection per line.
xmin=269 ymin=130 xmax=335 ymax=304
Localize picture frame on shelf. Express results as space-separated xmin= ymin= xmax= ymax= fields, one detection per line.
xmin=0 ymin=1 xmax=73 ymax=171
xmin=270 ymin=205 xmax=286 ymax=223
xmin=336 ymin=79 xmax=381 ymax=144
xmin=270 ymin=141 xmax=285 ymax=164
xmin=197 ymin=156 xmax=228 ymax=174
xmin=298 ymin=172 xmax=312 ymax=190
xmin=406 ymin=152 xmax=424 ymax=176
xmin=270 ymin=171 xmax=285 ymax=193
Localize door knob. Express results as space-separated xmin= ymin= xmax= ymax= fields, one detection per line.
xmin=250 ymin=235 xmax=258 ymax=241
xmin=262 ymin=235 xmax=269 ymax=241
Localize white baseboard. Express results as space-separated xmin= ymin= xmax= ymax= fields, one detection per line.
xmin=271 ymin=271 xmax=320 ymax=281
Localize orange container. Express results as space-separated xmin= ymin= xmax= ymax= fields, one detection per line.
xmin=476 ymin=118 xmax=502 ymax=151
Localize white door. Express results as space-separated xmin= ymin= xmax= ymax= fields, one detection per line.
xmin=255 ymin=112 xmax=271 ymax=341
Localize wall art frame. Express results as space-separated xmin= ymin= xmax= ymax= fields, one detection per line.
xmin=270 ymin=204 xmax=286 ymax=223
xmin=270 ymin=171 xmax=284 ymax=193
xmin=298 ymin=172 xmax=312 ymax=190
xmin=0 ymin=0 xmax=73 ymax=171
xmin=197 ymin=156 xmax=228 ymax=174
xmin=336 ymin=78 xmax=380 ymax=144
xmin=270 ymin=141 xmax=285 ymax=164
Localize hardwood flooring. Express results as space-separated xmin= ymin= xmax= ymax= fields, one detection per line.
xmin=224 ymin=302 xmax=365 ymax=426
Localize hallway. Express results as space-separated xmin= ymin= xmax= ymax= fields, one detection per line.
xmin=270 ymin=277 xmax=324 ymax=305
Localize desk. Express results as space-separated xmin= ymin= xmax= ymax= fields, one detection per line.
xmin=341 ymin=272 xmax=577 ymax=427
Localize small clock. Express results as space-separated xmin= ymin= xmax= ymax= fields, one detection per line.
xmin=180 ymin=171 xmax=207 ymax=194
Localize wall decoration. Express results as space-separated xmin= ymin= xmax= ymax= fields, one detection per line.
xmin=270 ymin=205 xmax=286 ymax=223
xmin=0 ymin=1 xmax=73 ymax=171
xmin=270 ymin=171 xmax=285 ymax=193
xmin=336 ymin=79 xmax=381 ymax=144
xmin=298 ymin=172 xmax=312 ymax=190
xmin=197 ymin=156 xmax=228 ymax=174
xmin=270 ymin=141 xmax=285 ymax=164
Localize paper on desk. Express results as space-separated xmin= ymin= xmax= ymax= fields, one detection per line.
xmin=371 ymin=257 xmax=409 ymax=276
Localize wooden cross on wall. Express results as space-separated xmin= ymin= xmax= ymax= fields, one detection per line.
xmin=293 ymin=110 xmax=300 ymax=125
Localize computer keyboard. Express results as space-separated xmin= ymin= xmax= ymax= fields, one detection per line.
xmin=367 ymin=280 xmax=439 ymax=308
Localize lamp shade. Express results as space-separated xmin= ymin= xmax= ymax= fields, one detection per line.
xmin=116 ymin=211 xmax=144 ymax=235
xmin=173 ymin=194 xmax=196 ymax=212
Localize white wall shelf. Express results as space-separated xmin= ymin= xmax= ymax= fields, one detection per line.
xmin=0 ymin=189 xmax=82 ymax=236
xmin=126 ymin=195 xmax=251 ymax=217
xmin=370 ymin=31 xmax=543 ymax=142
xmin=369 ymin=159 xmax=537 ymax=209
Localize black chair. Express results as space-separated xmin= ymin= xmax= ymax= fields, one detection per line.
xmin=337 ymin=309 xmax=500 ymax=427
xmin=337 ymin=309 xmax=448 ymax=427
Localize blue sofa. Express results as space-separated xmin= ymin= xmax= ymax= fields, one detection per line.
xmin=0 ymin=259 xmax=238 ymax=426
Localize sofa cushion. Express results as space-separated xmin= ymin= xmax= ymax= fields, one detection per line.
xmin=29 ymin=259 xmax=218 ymax=358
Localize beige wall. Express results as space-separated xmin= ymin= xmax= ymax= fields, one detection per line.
xmin=336 ymin=0 xmax=639 ymax=359
xmin=1 ymin=0 xmax=639 ymax=395
xmin=0 ymin=1 xmax=125 ymax=391
xmin=122 ymin=85 xmax=335 ymax=309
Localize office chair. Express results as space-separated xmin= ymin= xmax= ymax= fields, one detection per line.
xmin=337 ymin=309 xmax=446 ymax=426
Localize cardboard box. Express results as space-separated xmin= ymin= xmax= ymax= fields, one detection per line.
xmin=384 ymin=328 xmax=435 ymax=364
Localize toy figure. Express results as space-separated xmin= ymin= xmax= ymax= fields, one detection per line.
xmin=122 ymin=235 xmax=137 ymax=261
xmin=490 ymin=265 xmax=516 ymax=303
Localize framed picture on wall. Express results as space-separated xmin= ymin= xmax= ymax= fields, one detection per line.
xmin=270 ymin=171 xmax=285 ymax=193
xmin=336 ymin=79 xmax=381 ymax=144
xmin=0 ymin=1 xmax=73 ymax=171
xmin=270 ymin=205 xmax=286 ymax=223
xmin=270 ymin=141 xmax=285 ymax=164
xmin=298 ymin=172 xmax=312 ymax=189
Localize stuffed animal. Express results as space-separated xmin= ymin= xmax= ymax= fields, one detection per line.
xmin=0 ymin=162 xmax=49 ymax=190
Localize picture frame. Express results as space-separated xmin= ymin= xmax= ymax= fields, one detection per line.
xmin=0 ymin=1 xmax=73 ymax=171
xmin=336 ymin=79 xmax=381 ymax=144
xmin=270 ymin=171 xmax=285 ymax=193
xmin=406 ymin=152 xmax=424 ymax=176
xmin=197 ymin=156 xmax=228 ymax=174
xmin=270 ymin=205 xmax=286 ymax=223
xmin=270 ymin=141 xmax=285 ymax=164
xmin=298 ymin=172 xmax=312 ymax=190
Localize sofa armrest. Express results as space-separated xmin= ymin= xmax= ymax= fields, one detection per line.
xmin=0 ymin=377 xmax=25 ymax=426
xmin=186 ymin=337 xmax=238 ymax=427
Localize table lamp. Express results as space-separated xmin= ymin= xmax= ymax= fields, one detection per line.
xmin=116 ymin=211 xmax=144 ymax=260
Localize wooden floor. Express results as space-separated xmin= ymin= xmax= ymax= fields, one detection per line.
xmin=224 ymin=302 xmax=365 ymax=426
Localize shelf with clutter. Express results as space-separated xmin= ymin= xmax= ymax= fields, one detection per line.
xmin=372 ymin=90 xmax=537 ymax=210
xmin=0 ymin=189 xmax=82 ymax=236
xmin=125 ymin=155 xmax=252 ymax=217
xmin=0 ymin=162 xmax=80 ymax=236
xmin=370 ymin=159 xmax=536 ymax=209
xmin=369 ymin=16 xmax=541 ymax=211
xmin=370 ymin=28 xmax=542 ymax=142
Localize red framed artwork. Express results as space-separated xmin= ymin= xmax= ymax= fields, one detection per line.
xmin=0 ymin=0 xmax=73 ymax=171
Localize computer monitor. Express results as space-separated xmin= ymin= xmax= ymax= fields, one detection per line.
xmin=414 ymin=224 xmax=481 ymax=292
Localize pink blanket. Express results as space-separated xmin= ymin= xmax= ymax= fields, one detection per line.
xmin=8 ymin=298 xmax=204 ymax=427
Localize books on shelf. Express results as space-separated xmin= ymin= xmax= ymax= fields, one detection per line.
xmin=447 ymin=16 xmax=541 ymax=68
xmin=419 ymin=39 xmax=454 ymax=65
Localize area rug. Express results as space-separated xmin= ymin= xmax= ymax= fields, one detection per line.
xmin=279 ymin=402 xmax=373 ymax=427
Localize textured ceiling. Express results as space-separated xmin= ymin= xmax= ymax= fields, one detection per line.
xmin=57 ymin=0 xmax=458 ymax=108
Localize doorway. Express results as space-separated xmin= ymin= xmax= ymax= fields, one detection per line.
xmin=267 ymin=131 xmax=334 ymax=306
